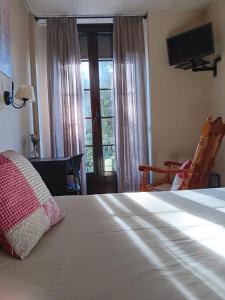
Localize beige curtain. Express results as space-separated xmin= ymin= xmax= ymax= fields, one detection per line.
xmin=47 ymin=18 xmax=86 ymax=192
xmin=114 ymin=16 xmax=149 ymax=192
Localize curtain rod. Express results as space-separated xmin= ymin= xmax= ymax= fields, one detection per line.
xmin=34 ymin=14 xmax=148 ymax=21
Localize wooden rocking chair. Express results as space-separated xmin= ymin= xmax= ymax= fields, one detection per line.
xmin=139 ymin=116 xmax=225 ymax=192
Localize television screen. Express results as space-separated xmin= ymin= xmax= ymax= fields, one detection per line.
xmin=167 ymin=23 xmax=215 ymax=66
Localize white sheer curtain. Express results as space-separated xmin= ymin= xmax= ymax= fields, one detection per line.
xmin=47 ymin=17 xmax=86 ymax=192
xmin=114 ymin=16 xmax=149 ymax=192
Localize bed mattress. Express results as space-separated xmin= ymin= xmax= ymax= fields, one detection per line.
xmin=1 ymin=188 xmax=225 ymax=299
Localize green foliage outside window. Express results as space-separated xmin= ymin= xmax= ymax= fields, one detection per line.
xmin=85 ymin=147 xmax=94 ymax=173
xmin=82 ymin=60 xmax=117 ymax=173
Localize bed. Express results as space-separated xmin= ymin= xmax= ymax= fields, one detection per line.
xmin=1 ymin=188 xmax=225 ymax=299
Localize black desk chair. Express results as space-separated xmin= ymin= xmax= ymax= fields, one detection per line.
xmin=67 ymin=154 xmax=84 ymax=195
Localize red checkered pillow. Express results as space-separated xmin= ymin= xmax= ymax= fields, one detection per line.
xmin=0 ymin=150 xmax=65 ymax=259
xmin=171 ymin=160 xmax=192 ymax=191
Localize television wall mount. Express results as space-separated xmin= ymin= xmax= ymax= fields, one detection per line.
xmin=175 ymin=56 xmax=222 ymax=77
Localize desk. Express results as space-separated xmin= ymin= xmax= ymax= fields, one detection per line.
xmin=30 ymin=157 xmax=78 ymax=196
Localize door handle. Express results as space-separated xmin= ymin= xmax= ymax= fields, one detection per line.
xmin=93 ymin=112 xmax=100 ymax=125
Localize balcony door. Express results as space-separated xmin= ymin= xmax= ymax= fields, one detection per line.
xmin=79 ymin=25 xmax=117 ymax=194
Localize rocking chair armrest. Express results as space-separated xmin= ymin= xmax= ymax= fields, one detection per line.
xmin=139 ymin=165 xmax=192 ymax=175
xmin=164 ymin=161 xmax=183 ymax=167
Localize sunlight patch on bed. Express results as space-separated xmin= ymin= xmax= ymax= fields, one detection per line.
xmin=173 ymin=190 xmax=225 ymax=209
xmin=173 ymin=189 xmax=225 ymax=214
xmin=133 ymin=216 xmax=225 ymax=298
xmin=125 ymin=192 xmax=225 ymax=260
xmin=105 ymin=194 xmax=131 ymax=213
xmin=101 ymin=194 xmax=225 ymax=297
xmin=95 ymin=195 xmax=114 ymax=215
xmin=114 ymin=216 xmax=200 ymax=300
xmin=95 ymin=194 xmax=201 ymax=300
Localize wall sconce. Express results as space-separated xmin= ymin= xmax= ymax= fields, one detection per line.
xmin=4 ymin=83 xmax=35 ymax=109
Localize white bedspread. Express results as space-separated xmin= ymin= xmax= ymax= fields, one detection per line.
xmin=1 ymin=189 xmax=225 ymax=299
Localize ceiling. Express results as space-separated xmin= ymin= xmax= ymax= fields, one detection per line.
xmin=25 ymin=0 xmax=212 ymax=17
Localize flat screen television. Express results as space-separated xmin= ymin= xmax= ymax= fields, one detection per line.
xmin=167 ymin=23 xmax=215 ymax=66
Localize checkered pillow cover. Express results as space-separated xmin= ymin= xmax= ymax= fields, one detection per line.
xmin=0 ymin=150 xmax=65 ymax=259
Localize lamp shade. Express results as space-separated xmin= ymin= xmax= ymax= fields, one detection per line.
xmin=15 ymin=85 xmax=35 ymax=102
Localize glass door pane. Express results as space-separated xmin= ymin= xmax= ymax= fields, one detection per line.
xmin=99 ymin=60 xmax=116 ymax=173
xmin=81 ymin=60 xmax=94 ymax=173
xmin=100 ymin=90 xmax=114 ymax=117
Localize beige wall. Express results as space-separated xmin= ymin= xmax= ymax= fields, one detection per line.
xmin=0 ymin=0 xmax=33 ymax=155
xmin=148 ymin=11 xmax=211 ymax=171
xmin=205 ymin=0 xmax=225 ymax=185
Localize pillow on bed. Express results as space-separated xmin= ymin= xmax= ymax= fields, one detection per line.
xmin=0 ymin=150 xmax=65 ymax=259
xmin=171 ymin=160 xmax=192 ymax=191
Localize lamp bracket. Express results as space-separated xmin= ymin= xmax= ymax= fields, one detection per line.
xmin=4 ymin=82 xmax=27 ymax=109
xmin=4 ymin=81 xmax=14 ymax=105
xmin=12 ymin=100 xmax=26 ymax=109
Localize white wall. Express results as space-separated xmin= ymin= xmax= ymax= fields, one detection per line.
xmin=205 ymin=0 xmax=225 ymax=185
xmin=35 ymin=25 xmax=51 ymax=158
xmin=0 ymin=0 xmax=33 ymax=155
xmin=148 ymin=11 xmax=212 ymax=171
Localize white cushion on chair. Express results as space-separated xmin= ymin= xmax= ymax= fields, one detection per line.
xmin=171 ymin=160 xmax=192 ymax=191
